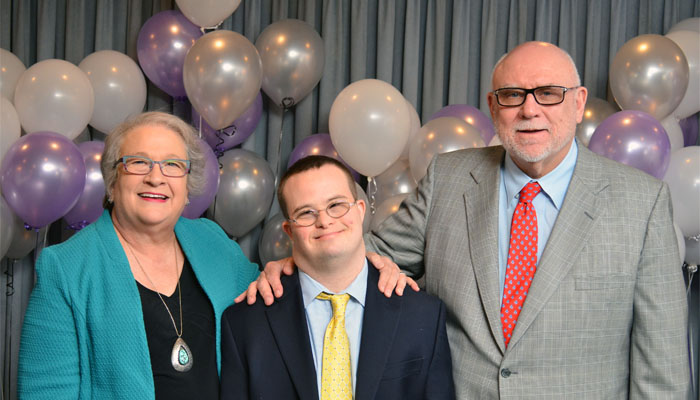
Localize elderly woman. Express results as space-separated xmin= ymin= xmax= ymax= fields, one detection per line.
xmin=18 ymin=112 xmax=259 ymax=399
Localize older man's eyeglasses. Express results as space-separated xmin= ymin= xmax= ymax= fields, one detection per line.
xmin=493 ymin=86 xmax=579 ymax=107
xmin=288 ymin=201 xmax=357 ymax=227
xmin=114 ymin=156 xmax=190 ymax=177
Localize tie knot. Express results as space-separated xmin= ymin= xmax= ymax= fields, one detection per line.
xmin=519 ymin=182 xmax=541 ymax=203
xmin=316 ymin=292 xmax=350 ymax=316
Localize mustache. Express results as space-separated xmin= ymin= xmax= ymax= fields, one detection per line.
xmin=513 ymin=122 xmax=550 ymax=131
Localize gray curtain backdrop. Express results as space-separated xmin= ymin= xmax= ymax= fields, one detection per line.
xmin=1 ymin=0 xmax=699 ymax=398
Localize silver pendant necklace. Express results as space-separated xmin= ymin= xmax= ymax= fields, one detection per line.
xmin=126 ymin=239 xmax=193 ymax=373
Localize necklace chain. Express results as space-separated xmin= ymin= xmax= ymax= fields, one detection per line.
xmin=125 ymin=239 xmax=183 ymax=338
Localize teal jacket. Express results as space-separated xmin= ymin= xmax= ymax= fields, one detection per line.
xmin=18 ymin=211 xmax=260 ymax=399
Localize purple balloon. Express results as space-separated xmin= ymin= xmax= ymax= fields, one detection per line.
xmin=0 ymin=131 xmax=86 ymax=229
xmin=182 ymin=138 xmax=220 ymax=219
xmin=137 ymin=11 xmax=202 ymax=99
xmin=287 ymin=133 xmax=361 ymax=181
xmin=679 ymin=113 xmax=699 ymax=147
xmin=64 ymin=141 xmax=106 ymax=230
xmin=429 ymin=104 xmax=496 ymax=144
xmin=193 ymin=92 xmax=263 ymax=155
xmin=588 ymin=110 xmax=670 ymax=179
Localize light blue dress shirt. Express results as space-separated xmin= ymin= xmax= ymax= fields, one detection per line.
xmin=498 ymin=140 xmax=578 ymax=304
xmin=298 ymin=260 xmax=368 ymax=395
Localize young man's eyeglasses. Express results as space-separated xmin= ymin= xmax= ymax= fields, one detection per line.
xmin=288 ymin=201 xmax=357 ymax=227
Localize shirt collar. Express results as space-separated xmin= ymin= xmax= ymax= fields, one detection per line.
xmin=503 ymin=139 xmax=578 ymax=209
xmin=299 ymin=259 xmax=368 ymax=309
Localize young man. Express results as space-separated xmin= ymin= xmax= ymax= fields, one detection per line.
xmin=220 ymin=156 xmax=454 ymax=400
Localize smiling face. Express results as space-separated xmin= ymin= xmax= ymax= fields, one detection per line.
xmin=110 ymin=124 xmax=189 ymax=232
xmin=487 ymin=42 xmax=588 ymax=178
xmin=282 ymin=164 xmax=366 ymax=273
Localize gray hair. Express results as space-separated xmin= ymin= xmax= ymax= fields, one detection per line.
xmin=101 ymin=112 xmax=206 ymax=206
xmin=490 ymin=42 xmax=582 ymax=89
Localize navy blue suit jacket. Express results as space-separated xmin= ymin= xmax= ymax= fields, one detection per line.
xmin=220 ymin=263 xmax=455 ymax=399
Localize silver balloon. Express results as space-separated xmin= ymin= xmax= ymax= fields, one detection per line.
xmin=354 ymin=182 xmax=371 ymax=233
xmin=373 ymin=159 xmax=417 ymax=206
xmin=0 ymin=49 xmax=26 ymax=101
xmin=409 ymin=116 xmax=485 ymax=182
xmin=1 ymin=195 xmax=15 ymax=258
xmin=575 ymin=97 xmax=618 ymax=147
xmin=686 ymin=237 xmax=700 ymax=265
xmin=184 ymin=30 xmax=263 ymax=130
xmin=4 ymin=213 xmax=46 ymax=260
xmin=370 ymin=193 xmax=409 ymax=232
xmin=258 ymin=213 xmax=292 ymax=266
xmin=255 ymin=19 xmax=325 ymax=109
xmin=610 ymin=34 xmax=689 ymax=121
xmin=674 ymin=224 xmax=686 ymax=266
xmin=668 ymin=17 xmax=700 ymax=34
xmin=211 ymin=149 xmax=275 ymax=238
xmin=0 ymin=97 xmax=21 ymax=164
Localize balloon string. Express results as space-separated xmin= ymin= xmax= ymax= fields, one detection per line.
xmin=274 ymin=109 xmax=288 ymax=187
xmin=4 ymin=258 xmax=16 ymax=400
xmin=367 ymin=177 xmax=377 ymax=215
xmin=214 ymin=129 xmax=226 ymax=159
xmin=685 ymin=262 xmax=697 ymax=396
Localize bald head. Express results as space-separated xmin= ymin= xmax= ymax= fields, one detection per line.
xmin=491 ymin=42 xmax=581 ymax=90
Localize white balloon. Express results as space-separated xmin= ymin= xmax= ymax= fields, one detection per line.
xmin=668 ymin=17 xmax=700 ymax=34
xmin=370 ymin=193 xmax=409 ymax=232
xmin=0 ymin=49 xmax=26 ymax=101
xmin=14 ymin=59 xmax=94 ymax=139
xmin=666 ymin=30 xmax=700 ymax=119
xmin=175 ymin=0 xmax=241 ymax=27
xmin=0 ymin=97 xmax=21 ymax=163
xmin=663 ymin=146 xmax=700 ymax=238
xmin=79 ymin=50 xmax=147 ymax=134
xmin=489 ymin=135 xmax=502 ymax=146
xmin=374 ymin=158 xmax=417 ymax=206
xmin=400 ymin=99 xmax=421 ymax=160
xmin=661 ymin=115 xmax=685 ymax=152
xmin=674 ymin=224 xmax=686 ymax=266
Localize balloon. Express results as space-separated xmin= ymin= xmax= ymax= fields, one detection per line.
xmin=79 ymin=50 xmax=147 ymax=134
xmin=674 ymin=224 xmax=686 ymax=266
xmin=400 ymin=100 xmax=421 ymax=160
xmin=184 ymin=30 xmax=263 ymax=130
xmin=175 ymin=0 xmax=241 ymax=28
xmin=210 ymin=149 xmax=274 ymax=238
xmin=1 ymin=195 xmax=15 ymax=259
xmin=1 ymin=131 xmax=86 ymax=228
xmin=0 ymin=97 xmax=21 ymax=163
xmin=14 ymin=59 xmax=94 ymax=139
xmin=287 ymin=133 xmax=360 ymax=182
xmin=373 ymin=159 xmax=416 ymax=206
xmin=329 ymin=79 xmax=411 ymax=177
xmin=661 ymin=116 xmax=684 ymax=152
xmin=63 ymin=141 xmax=105 ymax=230
xmin=575 ymin=97 xmax=618 ymax=147
xmin=429 ymin=104 xmax=496 ymax=145
xmin=182 ymin=139 xmax=220 ymax=219
xmin=0 ymin=49 xmax=26 ymax=101
xmin=193 ymin=92 xmax=262 ymax=154
xmin=686 ymin=237 xmax=700 ymax=265
xmin=409 ymin=116 xmax=485 ymax=182
xmin=258 ymin=213 xmax=292 ymax=266
xmin=255 ymin=19 xmax=325 ymax=109
xmin=679 ymin=114 xmax=699 ymax=146
xmin=369 ymin=193 xmax=409 ymax=232
xmin=355 ymin=183 xmax=371 ymax=234
xmin=610 ymin=34 xmax=689 ymax=121
xmin=489 ymin=135 xmax=502 ymax=147
xmin=4 ymin=213 xmax=46 ymax=260
xmin=668 ymin=17 xmax=700 ymax=34
xmin=663 ymin=146 xmax=700 ymax=238
xmin=588 ymin=111 xmax=671 ymax=179
xmin=665 ymin=30 xmax=700 ymax=119
xmin=136 ymin=10 xmax=202 ymax=99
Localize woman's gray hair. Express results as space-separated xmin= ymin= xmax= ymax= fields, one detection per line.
xmin=101 ymin=112 xmax=206 ymax=206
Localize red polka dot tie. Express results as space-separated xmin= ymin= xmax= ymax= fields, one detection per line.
xmin=501 ymin=181 xmax=541 ymax=348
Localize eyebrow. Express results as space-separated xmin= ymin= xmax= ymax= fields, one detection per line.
xmin=129 ymin=152 xmax=186 ymax=159
xmin=291 ymin=195 xmax=350 ymax=215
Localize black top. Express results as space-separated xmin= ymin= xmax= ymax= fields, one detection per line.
xmin=137 ymin=258 xmax=219 ymax=399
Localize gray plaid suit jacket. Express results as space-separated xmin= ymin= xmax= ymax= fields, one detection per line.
xmin=366 ymin=142 xmax=689 ymax=399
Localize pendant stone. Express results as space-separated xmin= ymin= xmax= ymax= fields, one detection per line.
xmin=171 ymin=337 xmax=193 ymax=372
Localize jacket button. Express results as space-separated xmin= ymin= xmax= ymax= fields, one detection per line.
xmin=501 ymin=368 xmax=511 ymax=378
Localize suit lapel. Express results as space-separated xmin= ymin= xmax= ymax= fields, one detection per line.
xmin=464 ymin=147 xmax=508 ymax=354
xmin=265 ymin=272 xmax=320 ymax=400
xmin=507 ymin=144 xmax=607 ymax=349
xmin=355 ymin=265 xmax=401 ymax=399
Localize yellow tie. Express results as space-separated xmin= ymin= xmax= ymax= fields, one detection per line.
xmin=316 ymin=292 xmax=353 ymax=400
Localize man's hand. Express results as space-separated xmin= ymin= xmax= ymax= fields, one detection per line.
xmin=367 ymin=252 xmax=419 ymax=297
xmin=234 ymin=257 xmax=295 ymax=305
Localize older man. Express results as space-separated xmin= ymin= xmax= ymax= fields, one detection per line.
xmin=254 ymin=42 xmax=689 ymax=398
xmin=221 ymin=156 xmax=454 ymax=399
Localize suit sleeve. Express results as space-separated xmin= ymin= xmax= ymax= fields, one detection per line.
xmin=364 ymin=156 xmax=438 ymax=278
xmin=220 ymin=310 xmax=250 ymax=399
xmin=18 ymin=249 xmax=81 ymax=399
xmin=425 ymin=300 xmax=456 ymax=400
xmin=629 ymin=182 xmax=690 ymax=398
